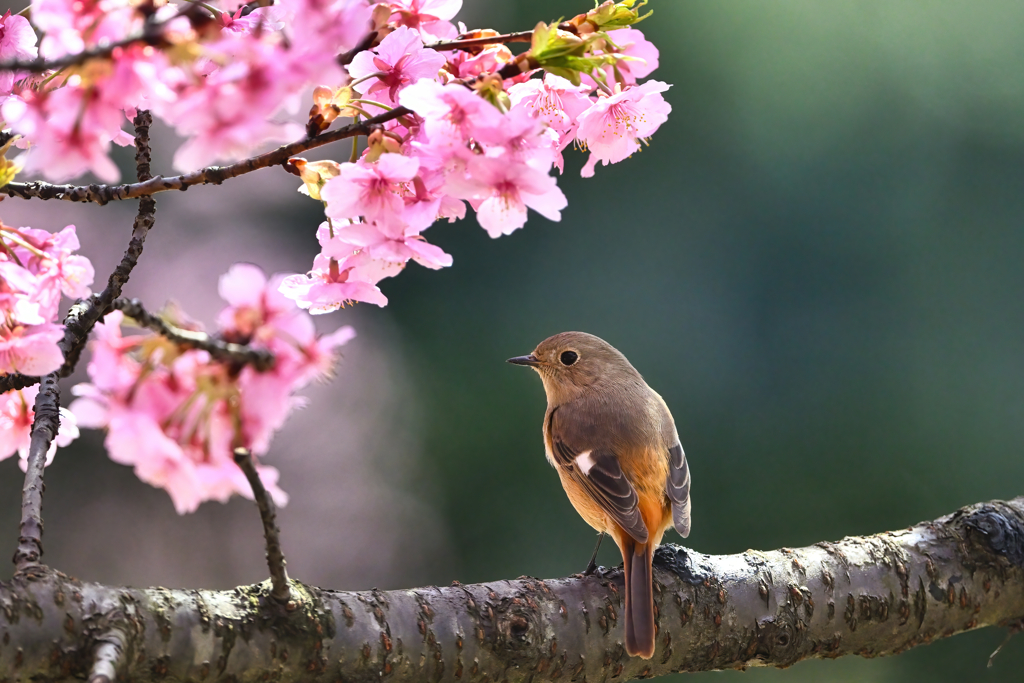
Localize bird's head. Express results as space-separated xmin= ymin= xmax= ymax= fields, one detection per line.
xmin=507 ymin=331 xmax=640 ymax=404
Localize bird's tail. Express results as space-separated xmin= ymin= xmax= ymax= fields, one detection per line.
xmin=623 ymin=539 xmax=655 ymax=658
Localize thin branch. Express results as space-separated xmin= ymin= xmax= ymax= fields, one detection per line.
xmin=2 ymin=107 xmax=411 ymax=204
xmin=2 ymin=497 xmax=1024 ymax=681
xmin=337 ymin=30 xmax=379 ymax=67
xmin=12 ymin=372 xmax=60 ymax=575
xmin=233 ymin=448 xmax=291 ymax=604
xmin=110 ymin=298 xmax=275 ymax=371
xmin=0 ymin=110 xmax=158 ymax=394
xmin=87 ymin=627 xmax=130 ymax=683
xmin=0 ymin=4 xmax=200 ymax=74
xmin=426 ymin=30 xmax=534 ymax=51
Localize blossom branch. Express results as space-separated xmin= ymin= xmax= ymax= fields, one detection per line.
xmin=0 ymin=4 xmax=201 ymax=74
xmin=110 ymin=298 xmax=275 ymax=371
xmin=12 ymin=372 xmax=60 ymax=575
xmin=337 ymin=30 xmax=379 ymax=67
xmin=234 ymin=448 xmax=291 ymax=604
xmin=0 ymin=110 xmax=158 ymax=395
xmin=2 ymin=498 xmax=1024 ymax=681
xmin=2 ymin=108 xmax=411 ymax=204
xmin=425 ymin=30 xmax=534 ymax=51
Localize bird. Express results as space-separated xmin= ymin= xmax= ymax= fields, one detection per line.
xmin=508 ymin=331 xmax=690 ymax=659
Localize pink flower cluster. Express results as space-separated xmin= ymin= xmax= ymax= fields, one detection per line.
xmin=0 ymin=1 xmax=674 ymax=512
xmin=0 ymin=384 xmax=79 ymax=471
xmin=0 ymin=223 xmax=93 ymax=375
xmin=0 ymin=0 xmax=373 ymax=178
xmin=0 ymin=222 xmax=92 ymax=470
xmin=68 ymin=264 xmax=354 ymax=513
xmin=280 ymin=21 xmax=670 ymax=312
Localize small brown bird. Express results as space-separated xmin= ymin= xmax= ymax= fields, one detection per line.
xmin=508 ymin=332 xmax=690 ymax=659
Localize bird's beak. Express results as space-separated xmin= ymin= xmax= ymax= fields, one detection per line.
xmin=507 ymin=354 xmax=540 ymax=367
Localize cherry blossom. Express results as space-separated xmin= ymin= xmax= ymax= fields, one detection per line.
xmin=0 ymin=11 xmax=38 ymax=62
xmin=331 ymin=219 xmax=453 ymax=269
xmin=398 ymin=79 xmax=504 ymax=146
xmin=321 ymin=154 xmax=421 ymax=226
xmin=387 ymin=0 xmax=462 ymax=41
xmin=508 ymin=74 xmax=593 ymax=171
xmin=609 ymin=28 xmax=659 ymax=81
xmin=69 ymin=265 xmax=355 ymax=513
xmin=446 ymin=156 xmax=567 ymax=237
xmin=0 ymin=0 xmax=673 ymax=514
xmin=0 ymin=385 xmax=79 ymax=471
xmin=0 ymin=11 xmax=38 ymax=95
xmin=0 ymin=223 xmax=94 ymax=375
xmin=576 ymin=80 xmax=672 ymax=177
xmin=280 ymin=241 xmax=399 ymax=311
xmin=347 ymin=26 xmax=446 ymax=108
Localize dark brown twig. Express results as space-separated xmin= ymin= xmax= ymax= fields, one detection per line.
xmin=110 ymin=298 xmax=275 ymax=371
xmin=12 ymin=372 xmax=60 ymax=574
xmin=233 ymin=448 xmax=291 ymax=604
xmin=337 ymin=30 xmax=379 ymax=67
xmin=0 ymin=110 xmax=159 ymax=394
xmin=3 ymin=107 xmax=411 ymax=204
xmin=425 ymin=30 xmax=534 ymax=51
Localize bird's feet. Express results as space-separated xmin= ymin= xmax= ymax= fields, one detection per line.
xmin=582 ymin=532 xmax=605 ymax=576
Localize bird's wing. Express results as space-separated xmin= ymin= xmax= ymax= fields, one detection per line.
xmin=666 ymin=443 xmax=691 ymax=538
xmin=549 ymin=407 xmax=649 ymax=544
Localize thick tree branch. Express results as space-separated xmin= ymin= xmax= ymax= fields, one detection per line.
xmin=3 ymin=498 xmax=1024 ymax=681
xmin=110 ymin=298 xmax=275 ymax=370
xmin=2 ymin=108 xmax=410 ymax=204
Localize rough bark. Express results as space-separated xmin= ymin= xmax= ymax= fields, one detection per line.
xmin=3 ymin=498 xmax=1024 ymax=683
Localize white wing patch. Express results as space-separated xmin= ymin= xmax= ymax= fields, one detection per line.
xmin=575 ymin=450 xmax=595 ymax=475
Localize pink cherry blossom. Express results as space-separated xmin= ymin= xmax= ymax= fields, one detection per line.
xmin=0 ymin=11 xmax=38 ymax=62
xmin=474 ymin=105 xmax=559 ymax=171
xmin=0 ymin=11 xmax=38 ymax=93
xmin=280 ymin=252 xmax=396 ymax=311
xmin=446 ymin=156 xmax=567 ymax=237
xmin=388 ymin=0 xmax=462 ymax=41
xmin=164 ymin=37 xmax=305 ymax=171
xmin=321 ymin=154 xmax=420 ymax=225
xmin=398 ymin=79 xmax=503 ymax=144
xmin=0 ymin=385 xmax=79 ymax=471
xmin=8 ymin=224 xmax=94 ymax=319
xmin=2 ymin=86 xmax=131 ymax=183
xmin=32 ymin=0 xmax=138 ymax=60
xmin=0 ymin=320 xmax=64 ymax=376
xmin=70 ymin=264 xmax=353 ymax=513
xmin=279 ymin=0 xmax=371 ymax=66
xmin=576 ymin=80 xmax=672 ymax=178
xmin=332 ymin=219 xmax=453 ymax=269
xmin=605 ymin=28 xmax=660 ymax=82
xmin=216 ymin=263 xmax=310 ymax=347
xmin=449 ymin=43 xmax=514 ymax=80
xmin=218 ymin=6 xmax=287 ymax=35
xmin=347 ymin=26 xmax=446 ymax=107
xmin=508 ymin=75 xmax=593 ymax=172
xmin=0 ymin=222 xmax=93 ymax=375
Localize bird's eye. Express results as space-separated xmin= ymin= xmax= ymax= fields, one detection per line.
xmin=560 ymin=350 xmax=579 ymax=366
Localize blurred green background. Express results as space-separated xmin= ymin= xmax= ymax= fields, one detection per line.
xmin=4 ymin=0 xmax=1024 ymax=681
